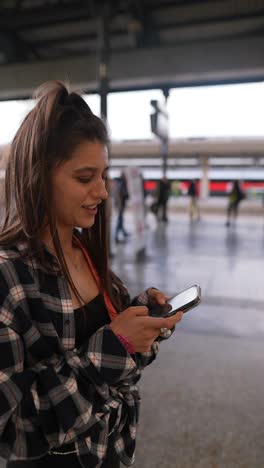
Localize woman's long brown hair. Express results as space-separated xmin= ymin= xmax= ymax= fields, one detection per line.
xmin=0 ymin=80 xmax=125 ymax=311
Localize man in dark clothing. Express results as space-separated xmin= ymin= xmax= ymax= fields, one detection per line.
xmin=114 ymin=171 xmax=130 ymax=243
xmin=188 ymin=179 xmax=200 ymax=221
xmin=226 ymin=180 xmax=245 ymax=227
xmin=154 ymin=176 xmax=171 ymax=222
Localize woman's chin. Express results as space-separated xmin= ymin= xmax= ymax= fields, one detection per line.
xmin=75 ymin=218 xmax=95 ymax=229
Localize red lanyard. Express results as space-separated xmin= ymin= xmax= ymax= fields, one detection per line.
xmin=73 ymin=236 xmax=118 ymax=321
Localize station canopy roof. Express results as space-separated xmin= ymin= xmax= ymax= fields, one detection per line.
xmin=0 ymin=0 xmax=264 ymax=67
xmin=0 ymin=0 xmax=264 ymax=98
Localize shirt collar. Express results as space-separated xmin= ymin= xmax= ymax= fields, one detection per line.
xmin=15 ymin=240 xmax=61 ymax=274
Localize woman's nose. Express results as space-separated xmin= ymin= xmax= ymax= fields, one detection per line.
xmin=94 ymin=178 xmax=108 ymax=200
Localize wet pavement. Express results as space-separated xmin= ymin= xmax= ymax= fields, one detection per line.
xmin=1 ymin=209 xmax=264 ymax=468
xmin=111 ymin=210 xmax=264 ymax=468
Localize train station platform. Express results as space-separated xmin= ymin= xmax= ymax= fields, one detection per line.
xmin=111 ymin=209 xmax=264 ymax=468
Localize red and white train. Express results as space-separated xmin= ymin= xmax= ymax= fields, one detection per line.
xmin=109 ymin=137 xmax=264 ymax=197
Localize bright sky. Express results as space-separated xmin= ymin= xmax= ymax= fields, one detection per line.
xmin=0 ymin=82 xmax=263 ymax=145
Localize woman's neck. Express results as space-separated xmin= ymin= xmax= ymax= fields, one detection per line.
xmin=40 ymin=225 xmax=75 ymax=255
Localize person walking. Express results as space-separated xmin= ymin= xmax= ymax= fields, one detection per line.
xmin=152 ymin=176 xmax=171 ymax=222
xmin=226 ymin=180 xmax=245 ymax=227
xmin=188 ymin=179 xmax=200 ymax=221
xmin=0 ymin=80 xmax=183 ymax=468
xmin=114 ymin=171 xmax=130 ymax=243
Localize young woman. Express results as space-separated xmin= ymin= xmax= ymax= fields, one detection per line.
xmin=0 ymin=81 xmax=183 ymax=468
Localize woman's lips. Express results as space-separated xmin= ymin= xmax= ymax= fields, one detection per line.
xmin=82 ymin=205 xmax=98 ymax=214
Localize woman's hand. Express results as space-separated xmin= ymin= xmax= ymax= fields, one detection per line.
xmin=109 ymin=305 xmax=183 ymax=353
xmin=147 ymin=287 xmax=170 ymax=307
xmin=146 ymin=287 xmax=183 ymax=338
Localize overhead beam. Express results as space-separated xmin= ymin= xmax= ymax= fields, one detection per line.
xmin=26 ymin=15 xmax=264 ymax=50
xmin=0 ymin=31 xmax=33 ymax=62
xmin=153 ymin=8 xmax=264 ymax=29
xmin=0 ymin=35 xmax=264 ymax=99
xmin=0 ymin=1 xmax=92 ymax=30
xmin=1 ymin=0 xmax=264 ymax=33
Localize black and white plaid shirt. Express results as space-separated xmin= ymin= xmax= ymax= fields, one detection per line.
xmin=0 ymin=241 xmax=160 ymax=468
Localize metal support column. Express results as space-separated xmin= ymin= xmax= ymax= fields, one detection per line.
xmin=98 ymin=3 xmax=110 ymax=121
xmin=98 ymin=3 xmax=112 ymax=254
xmin=200 ymin=155 xmax=209 ymax=199
xmin=161 ymin=87 xmax=170 ymax=177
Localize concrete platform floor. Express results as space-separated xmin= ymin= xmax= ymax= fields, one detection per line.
xmin=164 ymin=196 xmax=264 ymax=217
xmin=111 ymin=210 xmax=264 ymax=468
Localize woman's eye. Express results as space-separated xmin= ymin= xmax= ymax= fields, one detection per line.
xmin=77 ymin=178 xmax=91 ymax=184
xmin=76 ymin=173 xmax=107 ymax=184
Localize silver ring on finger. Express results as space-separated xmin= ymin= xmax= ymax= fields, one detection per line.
xmin=159 ymin=327 xmax=172 ymax=338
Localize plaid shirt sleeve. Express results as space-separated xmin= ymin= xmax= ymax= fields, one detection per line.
xmin=131 ymin=288 xmax=162 ymax=370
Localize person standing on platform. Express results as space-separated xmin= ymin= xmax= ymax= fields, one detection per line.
xmin=153 ymin=176 xmax=171 ymax=223
xmin=226 ymin=180 xmax=245 ymax=227
xmin=114 ymin=171 xmax=130 ymax=243
xmin=188 ymin=179 xmax=200 ymax=221
xmin=0 ymin=80 xmax=183 ymax=468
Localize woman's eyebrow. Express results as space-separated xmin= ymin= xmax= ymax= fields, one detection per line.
xmin=73 ymin=166 xmax=109 ymax=174
xmin=73 ymin=167 xmax=96 ymax=174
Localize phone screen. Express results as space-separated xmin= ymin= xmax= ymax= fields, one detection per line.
xmin=168 ymin=286 xmax=199 ymax=314
xmin=148 ymin=286 xmax=200 ymax=317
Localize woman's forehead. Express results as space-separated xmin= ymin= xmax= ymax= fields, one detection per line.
xmin=68 ymin=141 xmax=108 ymax=167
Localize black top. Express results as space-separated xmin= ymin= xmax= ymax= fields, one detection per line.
xmin=74 ymin=294 xmax=111 ymax=347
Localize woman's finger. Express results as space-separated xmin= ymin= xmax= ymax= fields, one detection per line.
xmin=148 ymin=288 xmax=167 ymax=304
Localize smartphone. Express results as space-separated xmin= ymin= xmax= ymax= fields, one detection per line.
xmin=148 ymin=285 xmax=201 ymax=318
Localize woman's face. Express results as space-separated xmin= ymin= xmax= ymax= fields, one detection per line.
xmin=51 ymin=140 xmax=109 ymax=230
